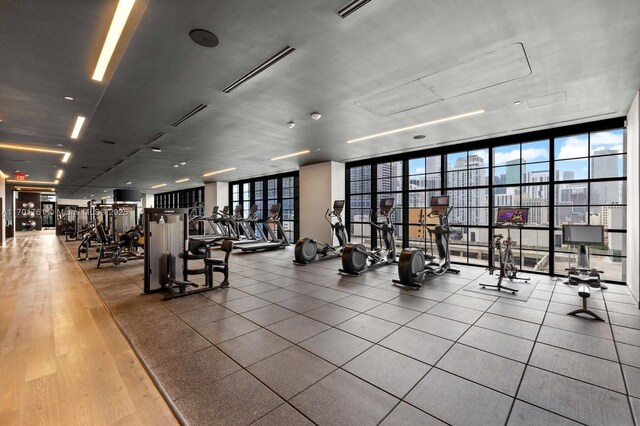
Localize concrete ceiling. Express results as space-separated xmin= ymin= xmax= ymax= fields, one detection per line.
xmin=1 ymin=0 xmax=639 ymax=198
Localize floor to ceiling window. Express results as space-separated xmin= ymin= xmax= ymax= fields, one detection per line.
xmin=345 ymin=118 xmax=626 ymax=283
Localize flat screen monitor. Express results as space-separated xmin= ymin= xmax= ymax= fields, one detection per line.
xmin=380 ymin=198 xmax=395 ymax=209
xmin=333 ymin=200 xmax=345 ymax=209
xmin=496 ymin=207 xmax=529 ymax=224
xmin=430 ymin=195 xmax=449 ymax=215
xmin=562 ymin=225 xmax=604 ymax=246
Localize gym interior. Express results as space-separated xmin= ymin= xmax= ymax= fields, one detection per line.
xmin=1 ymin=1 xmax=640 ymax=425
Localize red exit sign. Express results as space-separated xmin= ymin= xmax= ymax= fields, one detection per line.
xmin=14 ymin=172 xmax=26 ymax=181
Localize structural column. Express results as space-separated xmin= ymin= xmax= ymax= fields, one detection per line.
xmin=626 ymin=90 xmax=640 ymax=306
xmin=299 ymin=161 xmax=345 ymax=243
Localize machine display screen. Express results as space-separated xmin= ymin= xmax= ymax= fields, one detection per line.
xmin=562 ymin=225 xmax=604 ymax=245
xmin=380 ymin=198 xmax=395 ymax=208
xmin=333 ymin=200 xmax=345 ymax=209
xmin=496 ymin=208 xmax=529 ymax=224
xmin=430 ymin=195 xmax=449 ymax=206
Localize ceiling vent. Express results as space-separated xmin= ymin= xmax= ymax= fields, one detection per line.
xmin=126 ymin=148 xmax=142 ymax=158
xmin=171 ymin=104 xmax=208 ymax=127
xmin=222 ymin=46 xmax=296 ymax=93
xmin=144 ymin=132 xmax=165 ymax=145
xmin=337 ymin=0 xmax=372 ymax=18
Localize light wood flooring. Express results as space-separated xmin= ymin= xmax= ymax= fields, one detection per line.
xmin=0 ymin=231 xmax=178 ymax=425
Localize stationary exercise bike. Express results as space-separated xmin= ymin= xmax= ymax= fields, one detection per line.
xmin=294 ymin=200 xmax=349 ymax=264
xmin=340 ymin=198 xmax=397 ymax=275
xmin=480 ymin=208 xmax=530 ymax=294
xmin=562 ymin=224 xmax=606 ymax=321
xmin=394 ymin=195 xmax=460 ymax=289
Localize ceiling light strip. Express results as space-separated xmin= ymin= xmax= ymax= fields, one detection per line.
xmin=222 ymin=45 xmax=296 ymax=93
xmin=175 ymin=178 xmax=190 ymax=183
xmin=56 ymin=169 xmax=64 ymax=179
xmin=0 ymin=142 xmax=72 ymax=163
xmin=0 ymin=169 xmax=8 ymax=179
xmin=14 ymin=186 xmax=56 ymax=192
xmin=92 ymin=0 xmax=136 ymax=82
xmin=270 ymin=150 xmax=310 ymax=161
xmin=346 ymin=109 xmax=485 ymax=144
xmin=70 ymin=116 xmax=86 ymax=139
xmin=151 ymin=183 xmax=167 ymax=189
xmin=7 ymin=179 xmax=59 ymax=185
xmin=337 ymin=0 xmax=372 ymax=18
xmin=203 ymin=167 xmax=236 ymax=177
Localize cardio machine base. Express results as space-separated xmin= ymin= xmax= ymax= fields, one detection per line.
xmin=479 ymin=281 xmax=519 ymax=295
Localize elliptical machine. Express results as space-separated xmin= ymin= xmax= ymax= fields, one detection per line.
xmin=480 ymin=208 xmax=530 ymax=294
xmin=340 ymin=198 xmax=397 ymax=276
xmin=294 ymin=200 xmax=349 ymax=264
xmin=394 ymin=195 xmax=460 ymax=289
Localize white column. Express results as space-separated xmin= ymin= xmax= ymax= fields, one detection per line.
xmin=626 ymin=90 xmax=640 ymax=306
xmin=299 ymin=161 xmax=345 ymax=242
xmin=204 ymin=182 xmax=229 ymax=216
xmin=0 ymin=174 xmax=5 ymax=244
xmin=141 ymin=193 xmax=153 ymax=209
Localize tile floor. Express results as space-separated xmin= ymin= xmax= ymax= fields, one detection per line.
xmin=64 ymin=239 xmax=640 ymax=426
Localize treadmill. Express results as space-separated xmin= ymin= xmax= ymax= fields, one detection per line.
xmin=232 ymin=204 xmax=265 ymax=246
xmin=190 ymin=206 xmax=235 ymax=242
xmin=238 ymin=203 xmax=290 ymax=252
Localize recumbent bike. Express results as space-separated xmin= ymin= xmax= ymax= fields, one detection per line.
xmin=294 ymin=200 xmax=349 ymax=264
xmin=340 ymin=198 xmax=397 ymax=276
xmin=394 ymin=195 xmax=459 ymax=289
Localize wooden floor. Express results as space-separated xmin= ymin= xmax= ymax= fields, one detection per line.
xmin=0 ymin=231 xmax=178 ymax=426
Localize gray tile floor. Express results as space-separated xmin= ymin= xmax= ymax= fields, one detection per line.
xmin=65 ymin=240 xmax=640 ymax=426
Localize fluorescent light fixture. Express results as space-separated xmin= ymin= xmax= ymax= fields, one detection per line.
xmin=92 ymin=0 xmax=136 ymax=82
xmin=64 ymin=96 xmax=74 ymax=101
xmin=175 ymin=178 xmax=190 ymax=183
xmin=56 ymin=169 xmax=63 ymax=179
xmin=15 ymin=186 xmax=55 ymax=192
xmin=203 ymin=167 xmax=236 ymax=177
xmin=7 ymin=179 xmax=59 ymax=185
xmin=126 ymin=181 xmax=132 ymax=185
xmin=270 ymin=150 xmax=310 ymax=161
xmin=152 ymin=183 xmax=167 ymax=189
xmin=0 ymin=142 xmax=71 ymax=163
xmin=70 ymin=116 xmax=86 ymax=139
xmin=346 ymin=110 xmax=485 ymax=144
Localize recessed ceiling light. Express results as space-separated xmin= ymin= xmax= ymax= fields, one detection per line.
xmin=90 ymin=194 xmax=94 ymax=197
xmin=103 ymin=190 xmax=108 ymax=193
xmin=56 ymin=169 xmax=63 ymax=179
xmin=202 ymin=167 xmax=236 ymax=177
xmin=179 ymin=161 xmax=186 ymax=166
xmin=126 ymin=181 xmax=132 ymax=185
xmin=64 ymin=96 xmax=74 ymax=101
xmin=173 ymin=164 xmax=179 ymax=168
xmin=513 ymin=100 xmax=521 ymax=105
xmin=346 ymin=110 xmax=485 ymax=144
xmin=70 ymin=116 xmax=86 ymax=139
xmin=25 ymin=174 xmax=30 ymax=177
xmin=57 ymin=143 xmax=64 ymax=147
xmin=92 ymin=0 xmax=136 ymax=82
xmin=413 ymin=135 xmax=426 ymax=140
xmin=287 ymin=121 xmax=295 ymax=128
xmin=152 ymin=183 xmax=167 ymax=189
xmin=310 ymin=112 xmax=322 ymax=120
xmin=175 ymin=178 xmax=190 ymax=183
xmin=152 ymin=147 xmax=162 ymax=153
xmin=271 ymin=150 xmax=310 ymax=161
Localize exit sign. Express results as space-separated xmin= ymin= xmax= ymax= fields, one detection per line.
xmin=14 ymin=172 xmax=26 ymax=181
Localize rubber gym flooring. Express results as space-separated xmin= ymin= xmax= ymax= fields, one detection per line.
xmin=63 ymin=236 xmax=640 ymax=425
